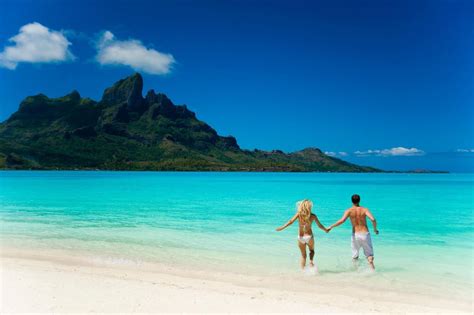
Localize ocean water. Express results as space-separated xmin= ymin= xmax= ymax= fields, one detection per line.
xmin=1 ymin=171 xmax=473 ymax=298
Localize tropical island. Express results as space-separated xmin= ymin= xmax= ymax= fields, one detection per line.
xmin=0 ymin=73 xmax=386 ymax=172
xmin=0 ymin=74 xmax=380 ymax=172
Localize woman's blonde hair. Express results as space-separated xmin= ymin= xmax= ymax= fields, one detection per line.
xmin=296 ymin=199 xmax=313 ymax=224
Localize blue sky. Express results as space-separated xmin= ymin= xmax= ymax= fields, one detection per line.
xmin=0 ymin=0 xmax=473 ymax=171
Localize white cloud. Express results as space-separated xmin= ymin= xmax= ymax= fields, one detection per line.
xmin=0 ymin=22 xmax=74 ymax=69
xmin=325 ymin=151 xmax=348 ymax=157
xmin=96 ymin=31 xmax=175 ymax=75
xmin=354 ymin=147 xmax=425 ymax=157
xmin=456 ymin=149 xmax=474 ymax=153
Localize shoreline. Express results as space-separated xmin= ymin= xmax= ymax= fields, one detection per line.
xmin=0 ymin=169 xmax=451 ymax=173
xmin=1 ymin=247 xmax=471 ymax=313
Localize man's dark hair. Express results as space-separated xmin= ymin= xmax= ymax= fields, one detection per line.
xmin=351 ymin=194 xmax=361 ymax=204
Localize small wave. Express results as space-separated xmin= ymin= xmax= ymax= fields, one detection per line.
xmin=88 ymin=256 xmax=144 ymax=267
xmin=303 ymin=265 xmax=319 ymax=276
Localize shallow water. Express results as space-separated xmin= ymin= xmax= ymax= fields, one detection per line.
xmin=1 ymin=171 xmax=473 ymax=298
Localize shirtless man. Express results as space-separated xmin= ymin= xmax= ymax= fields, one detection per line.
xmin=328 ymin=194 xmax=379 ymax=269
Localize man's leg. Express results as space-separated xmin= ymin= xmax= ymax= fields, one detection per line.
xmin=351 ymin=234 xmax=360 ymax=267
xmin=367 ymin=256 xmax=375 ymax=270
xmin=363 ymin=233 xmax=375 ymax=270
xmin=297 ymin=240 xmax=307 ymax=269
xmin=352 ymin=257 xmax=359 ymax=269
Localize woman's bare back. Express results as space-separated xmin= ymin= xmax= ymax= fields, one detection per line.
xmin=297 ymin=214 xmax=315 ymax=236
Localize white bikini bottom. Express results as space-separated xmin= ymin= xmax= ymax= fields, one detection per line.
xmin=297 ymin=234 xmax=313 ymax=244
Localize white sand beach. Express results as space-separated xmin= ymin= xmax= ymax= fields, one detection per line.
xmin=1 ymin=247 xmax=472 ymax=314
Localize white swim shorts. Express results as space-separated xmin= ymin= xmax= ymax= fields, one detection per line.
xmin=351 ymin=232 xmax=374 ymax=258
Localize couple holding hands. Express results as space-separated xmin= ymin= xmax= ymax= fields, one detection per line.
xmin=276 ymin=194 xmax=379 ymax=270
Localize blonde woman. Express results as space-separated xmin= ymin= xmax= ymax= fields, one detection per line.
xmin=276 ymin=199 xmax=329 ymax=269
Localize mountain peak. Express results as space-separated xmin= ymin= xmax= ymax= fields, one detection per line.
xmin=66 ymin=90 xmax=81 ymax=102
xmin=101 ymin=73 xmax=144 ymax=110
xmin=145 ymin=89 xmax=172 ymax=107
xmin=297 ymin=147 xmax=323 ymax=154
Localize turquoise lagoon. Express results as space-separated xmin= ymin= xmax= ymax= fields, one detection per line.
xmin=1 ymin=171 xmax=473 ymax=298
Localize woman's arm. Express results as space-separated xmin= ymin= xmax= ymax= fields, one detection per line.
xmin=276 ymin=213 xmax=298 ymax=231
xmin=313 ymin=214 xmax=329 ymax=233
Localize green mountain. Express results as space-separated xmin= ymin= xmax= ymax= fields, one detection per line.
xmin=0 ymin=73 xmax=379 ymax=172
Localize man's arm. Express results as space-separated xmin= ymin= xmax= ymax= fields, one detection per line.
xmin=328 ymin=210 xmax=350 ymax=230
xmin=276 ymin=213 xmax=298 ymax=231
xmin=365 ymin=208 xmax=379 ymax=234
xmin=313 ymin=214 xmax=329 ymax=233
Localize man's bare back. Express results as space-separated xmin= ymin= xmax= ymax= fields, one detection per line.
xmin=331 ymin=206 xmax=378 ymax=235
xmin=347 ymin=206 xmax=377 ymax=234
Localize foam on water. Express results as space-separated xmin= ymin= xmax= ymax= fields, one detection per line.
xmin=88 ymin=256 xmax=145 ymax=267
xmin=303 ymin=265 xmax=319 ymax=276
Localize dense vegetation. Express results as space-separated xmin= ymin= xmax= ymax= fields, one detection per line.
xmin=0 ymin=73 xmax=379 ymax=172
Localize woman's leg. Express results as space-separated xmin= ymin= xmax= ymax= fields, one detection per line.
xmin=308 ymin=238 xmax=315 ymax=267
xmin=297 ymin=240 xmax=307 ymax=269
